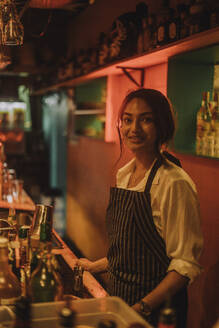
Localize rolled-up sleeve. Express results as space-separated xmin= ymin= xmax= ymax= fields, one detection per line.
xmin=160 ymin=178 xmax=204 ymax=283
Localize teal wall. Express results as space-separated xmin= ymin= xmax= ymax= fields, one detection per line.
xmin=42 ymin=91 xmax=68 ymax=236
xmin=167 ymin=46 xmax=217 ymax=154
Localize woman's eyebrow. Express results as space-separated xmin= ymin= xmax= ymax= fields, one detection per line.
xmin=123 ymin=111 xmax=153 ymax=116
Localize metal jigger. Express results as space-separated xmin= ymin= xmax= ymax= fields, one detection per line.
xmin=30 ymin=204 xmax=53 ymax=247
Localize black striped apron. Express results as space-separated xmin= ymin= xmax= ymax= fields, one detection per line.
xmin=106 ymin=157 xmax=187 ymax=327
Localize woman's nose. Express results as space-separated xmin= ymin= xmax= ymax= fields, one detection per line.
xmin=131 ymin=119 xmax=140 ymax=132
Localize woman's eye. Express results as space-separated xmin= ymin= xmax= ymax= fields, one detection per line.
xmin=123 ymin=118 xmax=132 ymax=124
xmin=141 ymin=117 xmax=153 ymax=123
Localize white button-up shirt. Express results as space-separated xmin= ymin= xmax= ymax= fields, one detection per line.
xmin=116 ymin=157 xmax=203 ymax=283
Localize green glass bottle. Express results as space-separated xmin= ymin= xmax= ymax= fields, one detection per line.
xmin=29 ymin=250 xmax=63 ymax=303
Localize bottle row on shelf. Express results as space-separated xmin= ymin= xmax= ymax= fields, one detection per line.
xmin=33 ymin=0 xmax=219 ymax=90
xmin=195 ymin=91 xmax=219 ymax=158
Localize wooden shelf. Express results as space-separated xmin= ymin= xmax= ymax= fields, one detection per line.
xmin=32 ymin=27 xmax=219 ymax=96
xmin=0 ymin=190 xmax=35 ymax=211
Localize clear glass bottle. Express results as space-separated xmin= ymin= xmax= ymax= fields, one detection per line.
xmin=29 ymin=249 xmax=63 ymax=302
xmin=0 ymin=236 xmax=21 ymax=306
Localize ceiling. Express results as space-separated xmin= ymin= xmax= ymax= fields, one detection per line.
xmin=1 ymin=0 xmax=93 ymax=75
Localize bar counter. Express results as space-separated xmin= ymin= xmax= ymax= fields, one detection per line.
xmin=51 ymin=229 xmax=107 ymax=299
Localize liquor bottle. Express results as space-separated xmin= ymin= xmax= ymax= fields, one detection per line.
xmin=195 ymin=92 xmax=206 ymax=155
xmin=136 ymin=3 xmax=148 ymax=54
xmin=148 ymin=14 xmax=157 ymax=50
xmin=158 ymin=298 xmax=176 ymax=328
xmin=0 ymin=236 xmax=21 ymax=306
xmin=30 ymin=246 xmax=39 ymax=274
xmin=212 ymin=92 xmax=219 ymax=157
xmin=18 ymin=225 xmax=30 ymax=296
xmin=73 ymin=265 xmax=84 ymax=297
xmin=13 ymin=296 xmax=32 ymax=328
xmin=156 ymin=0 xmax=171 ymax=46
xmin=178 ymin=2 xmax=190 ymax=39
xmin=29 ymin=249 xmax=63 ymax=302
xmin=168 ymin=7 xmax=180 ymax=43
xmin=202 ymin=91 xmax=213 ymax=156
xmin=19 ymin=225 xmax=30 ymax=269
xmin=188 ymin=0 xmax=210 ymax=35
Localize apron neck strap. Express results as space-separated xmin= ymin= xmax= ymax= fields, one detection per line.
xmin=144 ymin=156 xmax=163 ymax=192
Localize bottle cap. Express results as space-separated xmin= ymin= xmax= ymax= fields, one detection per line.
xmin=18 ymin=225 xmax=29 ymax=239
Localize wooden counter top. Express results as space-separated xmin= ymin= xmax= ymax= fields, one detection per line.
xmin=52 ymin=229 xmax=108 ymax=299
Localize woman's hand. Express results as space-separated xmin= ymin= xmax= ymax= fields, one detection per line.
xmin=75 ymin=258 xmax=94 ymax=272
xmin=75 ymin=257 xmax=108 ymax=274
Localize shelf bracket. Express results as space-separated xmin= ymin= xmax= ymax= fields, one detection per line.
xmin=116 ymin=66 xmax=145 ymax=88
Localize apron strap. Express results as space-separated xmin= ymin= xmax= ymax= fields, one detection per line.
xmin=162 ymin=150 xmax=182 ymax=167
xmin=144 ymin=151 xmax=182 ymax=193
xmin=145 ymin=157 xmax=163 ymax=192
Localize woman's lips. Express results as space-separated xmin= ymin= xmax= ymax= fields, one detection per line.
xmin=128 ymin=136 xmax=143 ymax=143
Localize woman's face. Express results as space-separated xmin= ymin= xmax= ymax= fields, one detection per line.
xmin=120 ymin=98 xmax=157 ymax=154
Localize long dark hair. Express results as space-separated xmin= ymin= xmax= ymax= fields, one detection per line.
xmin=116 ymin=88 xmax=176 ymax=161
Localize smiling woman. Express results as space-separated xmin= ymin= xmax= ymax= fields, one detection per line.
xmin=76 ymin=88 xmax=203 ymax=328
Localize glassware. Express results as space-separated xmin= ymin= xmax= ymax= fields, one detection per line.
xmin=0 ymin=236 xmax=21 ymax=306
